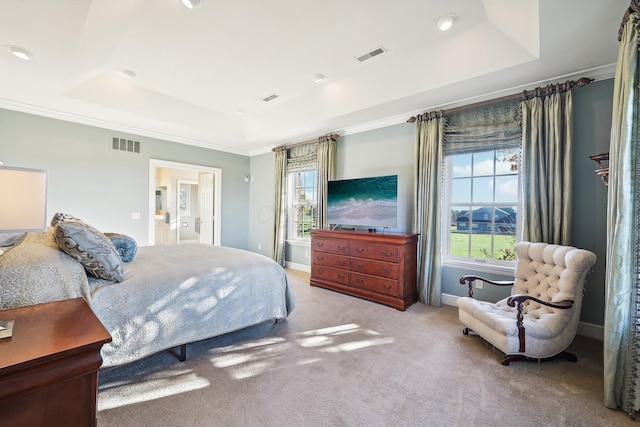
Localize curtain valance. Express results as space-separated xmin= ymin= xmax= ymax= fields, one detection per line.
xmin=287 ymin=142 xmax=318 ymax=172
xmin=443 ymin=101 xmax=522 ymax=155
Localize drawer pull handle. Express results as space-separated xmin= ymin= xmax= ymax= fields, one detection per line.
xmin=356 ymin=263 xmax=364 ymax=268
xmin=338 ymin=245 xmax=346 ymax=251
xmin=317 ymin=256 xmax=324 ymax=261
xmin=382 ymin=284 xmax=393 ymax=290
xmin=356 ymin=248 xmax=365 ymax=253
xmin=338 ymin=260 xmax=346 ymax=266
xmin=383 ymin=251 xmax=393 ymax=257
xmin=316 ymin=242 xmax=324 ymax=247
xmin=338 ymin=274 xmax=346 ymax=280
xmin=318 ymin=268 xmax=324 ymax=274
xmin=382 ymin=267 xmax=393 ymax=273
xmin=356 ymin=278 xmax=364 ymax=284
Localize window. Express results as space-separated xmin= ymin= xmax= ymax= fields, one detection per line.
xmin=287 ymin=169 xmax=317 ymax=240
xmin=444 ymin=148 xmax=520 ymax=265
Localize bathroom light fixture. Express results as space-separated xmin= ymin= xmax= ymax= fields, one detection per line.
xmin=435 ymin=14 xmax=456 ymax=32
xmin=181 ymin=0 xmax=201 ymax=9
xmin=311 ymin=73 xmax=325 ymax=83
xmin=7 ymin=45 xmax=33 ymax=60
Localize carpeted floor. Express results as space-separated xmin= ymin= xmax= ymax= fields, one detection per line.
xmin=97 ymin=269 xmax=633 ymax=426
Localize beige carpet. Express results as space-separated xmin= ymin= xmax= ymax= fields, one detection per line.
xmin=97 ymin=270 xmax=632 ymax=426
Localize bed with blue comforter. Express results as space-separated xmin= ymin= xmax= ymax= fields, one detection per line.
xmin=0 ymin=229 xmax=295 ymax=368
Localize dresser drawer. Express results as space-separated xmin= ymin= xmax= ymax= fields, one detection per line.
xmin=351 ymin=242 xmax=399 ymax=262
xmin=312 ymin=238 xmax=351 ymax=255
xmin=312 ymin=265 xmax=350 ymax=285
xmin=350 ymin=258 xmax=398 ymax=279
xmin=312 ymin=251 xmax=349 ymax=269
xmin=350 ymin=273 xmax=399 ymax=297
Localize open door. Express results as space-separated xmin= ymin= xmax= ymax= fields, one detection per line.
xmin=198 ymin=173 xmax=214 ymax=245
xmin=148 ymin=159 xmax=222 ymax=246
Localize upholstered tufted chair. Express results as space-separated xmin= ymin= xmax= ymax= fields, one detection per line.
xmin=457 ymin=242 xmax=596 ymax=366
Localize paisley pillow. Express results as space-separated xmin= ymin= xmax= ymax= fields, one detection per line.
xmin=54 ymin=220 xmax=124 ymax=282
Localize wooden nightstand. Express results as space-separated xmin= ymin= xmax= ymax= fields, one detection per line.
xmin=0 ymin=298 xmax=112 ymax=427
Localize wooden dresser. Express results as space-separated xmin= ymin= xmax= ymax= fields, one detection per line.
xmin=310 ymin=229 xmax=419 ymax=310
xmin=0 ymin=298 xmax=112 ymax=427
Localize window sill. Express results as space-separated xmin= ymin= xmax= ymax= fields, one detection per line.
xmin=442 ymin=258 xmax=515 ymax=276
xmin=286 ymin=239 xmax=311 ymax=248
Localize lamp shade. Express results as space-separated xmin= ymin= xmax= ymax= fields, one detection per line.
xmin=0 ymin=166 xmax=48 ymax=232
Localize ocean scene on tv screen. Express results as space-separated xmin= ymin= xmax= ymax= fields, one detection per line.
xmin=327 ymin=175 xmax=398 ymax=228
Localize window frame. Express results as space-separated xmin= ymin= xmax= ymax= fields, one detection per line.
xmin=286 ymin=168 xmax=318 ymax=242
xmin=441 ymin=148 xmax=522 ymax=274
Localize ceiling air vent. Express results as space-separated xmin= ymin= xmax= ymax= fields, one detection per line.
xmin=112 ymin=136 xmax=141 ymax=154
xmin=262 ymin=94 xmax=279 ymax=102
xmin=356 ymin=46 xmax=386 ymax=62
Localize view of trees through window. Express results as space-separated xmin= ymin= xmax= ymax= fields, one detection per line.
xmin=447 ymin=149 xmax=520 ymax=261
xmin=290 ymin=170 xmax=317 ymax=239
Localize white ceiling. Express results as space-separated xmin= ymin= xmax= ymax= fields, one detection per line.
xmin=0 ymin=0 xmax=628 ymax=156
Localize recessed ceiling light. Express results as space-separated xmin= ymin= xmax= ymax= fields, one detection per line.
xmin=311 ymin=73 xmax=325 ymax=83
xmin=236 ymin=109 xmax=245 ymax=115
xmin=7 ymin=45 xmax=33 ymax=61
xmin=181 ymin=0 xmax=201 ymax=9
xmin=435 ymin=14 xmax=456 ymax=32
xmin=120 ymin=69 xmax=137 ymax=79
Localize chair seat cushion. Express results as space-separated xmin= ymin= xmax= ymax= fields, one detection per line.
xmin=457 ymin=297 xmax=572 ymax=340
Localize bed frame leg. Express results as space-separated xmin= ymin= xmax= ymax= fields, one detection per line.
xmin=179 ymin=344 xmax=187 ymax=362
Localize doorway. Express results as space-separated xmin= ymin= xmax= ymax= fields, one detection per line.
xmin=148 ymin=159 xmax=222 ymax=246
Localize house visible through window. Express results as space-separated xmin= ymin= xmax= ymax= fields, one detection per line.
xmin=288 ymin=169 xmax=317 ymax=240
xmin=444 ymin=148 xmax=520 ymax=264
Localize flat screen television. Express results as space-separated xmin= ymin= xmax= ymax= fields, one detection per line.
xmin=327 ymin=175 xmax=398 ymax=228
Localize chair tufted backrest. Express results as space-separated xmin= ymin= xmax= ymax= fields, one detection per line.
xmin=512 ymin=242 xmax=597 ymax=316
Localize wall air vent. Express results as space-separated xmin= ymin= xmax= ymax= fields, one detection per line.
xmin=356 ymin=46 xmax=386 ymax=62
xmin=112 ymin=136 xmax=141 ymax=154
xmin=262 ymin=94 xmax=279 ymax=102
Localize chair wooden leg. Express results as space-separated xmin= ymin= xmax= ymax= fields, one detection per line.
xmin=502 ymin=351 xmax=577 ymax=366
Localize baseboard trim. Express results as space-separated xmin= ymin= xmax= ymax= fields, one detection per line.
xmin=285 ymin=261 xmax=311 ymax=273
xmin=441 ymin=292 xmax=603 ymax=341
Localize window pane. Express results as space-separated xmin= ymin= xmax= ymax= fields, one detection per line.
xmin=470 ymin=233 xmax=491 ymax=259
xmin=452 ymin=154 xmax=472 ymax=178
xmin=496 ymin=149 xmax=519 ymax=174
xmin=473 ymin=151 xmax=494 ymax=176
xmin=450 ymin=232 xmax=470 ymax=258
xmin=451 ymin=178 xmax=471 ymax=203
xmin=494 ymin=176 xmax=518 ymax=203
xmin=495 ymin=206 xmax=517 ymax=235
xmin=493 ymin=235 xmax=517 ymax=260
xmin=472 ymin=177 xmax=493 ymax=203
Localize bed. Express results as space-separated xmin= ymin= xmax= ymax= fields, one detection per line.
xmin=0 ymin=227 xmax=296 ymax=368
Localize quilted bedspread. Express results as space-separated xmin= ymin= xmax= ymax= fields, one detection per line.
xmin=0 ymin=231 xmax=296 ymax=367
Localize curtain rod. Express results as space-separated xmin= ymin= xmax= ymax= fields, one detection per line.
xmin=406 ymin=77 xmax=594 ymax=123
xmin=618 ymin=0 xmax=640 ymax=42
xmin=272 ymin=133 xmax=339 ymax=152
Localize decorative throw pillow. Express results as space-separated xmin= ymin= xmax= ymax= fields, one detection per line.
xmin=50 ymin=212 xmax=79 ymax=227
xmin=104 ymin=233 xmax=138 ymax=262
xmin=54 ymin=220 xmax=124 ymax=282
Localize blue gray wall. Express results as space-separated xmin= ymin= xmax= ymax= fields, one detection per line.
xmin=0 ymin=108 xmax=250 ymax=249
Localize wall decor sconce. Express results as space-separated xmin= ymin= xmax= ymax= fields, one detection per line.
xmin=589 ymin=152 xmax=609 ymax=187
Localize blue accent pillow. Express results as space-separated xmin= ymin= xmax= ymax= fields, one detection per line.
xmin=105 ymin=233 xmax=137 ymax=262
